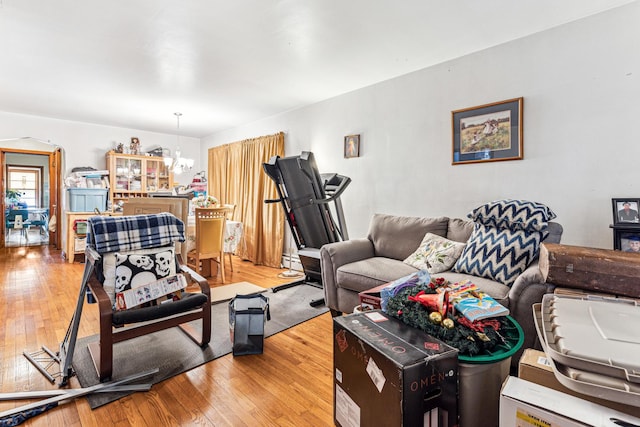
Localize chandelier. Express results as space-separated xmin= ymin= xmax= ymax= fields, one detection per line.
xmin=164 ymin=112 xmax=194 ymax=175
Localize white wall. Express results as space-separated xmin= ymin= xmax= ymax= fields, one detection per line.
xmin=0 ymin=113 xmax=201 ymax=249
xmin=201 ymin=2 xmax=640 ymax=250
xmin=0 ymin=112 xmax=202 ymax=191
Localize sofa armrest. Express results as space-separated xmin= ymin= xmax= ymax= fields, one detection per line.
xmin=511 ymin=261 xmax=544 ymax=291
xmin=320 ymin=238 xmax=375 ymax=311
xmin=508 ymin=261 xmax=555 ymax=352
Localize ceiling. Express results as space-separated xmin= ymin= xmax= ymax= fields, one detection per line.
xmin=0 ymin=1 xmax=634 ymax=138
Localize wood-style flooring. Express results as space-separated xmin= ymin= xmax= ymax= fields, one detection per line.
xmin=0 ymin=245 xmax=334 ymax=426
xmin=4 ymin=226 xmax=49 ymax=247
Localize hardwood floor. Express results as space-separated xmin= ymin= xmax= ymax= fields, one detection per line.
xmin=0 ymin=245 xmax=334 ymax=426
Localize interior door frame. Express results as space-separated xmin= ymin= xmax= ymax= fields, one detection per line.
xmin=1 ymin=147 xmax=62 ymax=249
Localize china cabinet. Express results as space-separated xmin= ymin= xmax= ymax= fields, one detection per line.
xmin=106 ymin=151 xmax=174 ymax=210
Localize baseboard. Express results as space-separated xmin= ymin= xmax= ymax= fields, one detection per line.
xmin=281 ymin=254 xmax=304 ymax=272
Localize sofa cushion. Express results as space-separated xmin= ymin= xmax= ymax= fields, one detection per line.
xmin=447 ymin=218 xmax=474 ymax=243
xmin=368 ymin=214 xmax=449 ymax=260
xmin=403 ymin=233 xmax=466 ymax=273
xmin=452 ymin=224 xmax=542 ymax=286
xmin=469 ymin=199 xmax=556 ymax=233
xmin=336 ymin=257 xmax=418 ymax=293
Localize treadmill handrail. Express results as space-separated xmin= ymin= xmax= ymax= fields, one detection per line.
xmin=320 ymin=175 xmax=351 ymax=203
xmin=297 ymin=172 xmax=351 ymax=206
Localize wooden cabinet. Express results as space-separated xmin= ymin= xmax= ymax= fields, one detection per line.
xmin=106 ymin=152 xmax=174 ymax=210
xmin=64 ymin=211 xmax=95 ymax=263
xmin=64 ymin=211 xmax=120 ymax=263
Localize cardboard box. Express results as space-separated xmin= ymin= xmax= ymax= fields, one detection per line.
xmin=358 ymin=283 xmax=387 ymax=310
xmin=518 ymin=348 xmax=640 ymax=418
xmin=358 ymin=270 xmax=431 ymax=311
xmin=500 ymin=376 xmax=640 ymax=427
xmin=333 ymin=310 xmax=458 ymax=427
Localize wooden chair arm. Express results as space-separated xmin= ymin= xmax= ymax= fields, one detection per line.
xmin=179 ymin=260 xmax=211 ymax=299
xmin=86 ymin=278 xmax=113 ymax=307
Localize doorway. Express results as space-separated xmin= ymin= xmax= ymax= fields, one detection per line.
xmin=5 ymin=163 xmax=48 ymax=246
xmin=1 ymin=140 xmax=62 ymax=250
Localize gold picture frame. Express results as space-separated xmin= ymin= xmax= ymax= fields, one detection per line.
xmin=452 ymin=97 xmax=523 ymax=165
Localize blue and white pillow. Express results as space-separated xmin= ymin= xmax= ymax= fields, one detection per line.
xmin=452 ymin=224 xmax=542 ymax=286
xmin=468 ymin=199 xmax=556 ymax=233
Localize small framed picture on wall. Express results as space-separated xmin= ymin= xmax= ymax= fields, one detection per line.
xmin=344 ymin=134 xmax=360 ymax=158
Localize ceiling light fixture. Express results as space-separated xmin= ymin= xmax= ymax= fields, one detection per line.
xmin=164 ymin=112 xmax=194 ymax=175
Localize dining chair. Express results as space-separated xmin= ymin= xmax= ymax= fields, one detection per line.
xmin=222 ymin=203 xmax=236 ymax=220
xmin=187 ymin=207 xmax=227 ymax=282
xmin=6 ymin=209 xmax=31 ymax=243
xmin=207 ymin=206 xmax=236 ymax=271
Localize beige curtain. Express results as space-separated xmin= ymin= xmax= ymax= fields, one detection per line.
xmin=207 ymin=132 xmax=285 ymax=267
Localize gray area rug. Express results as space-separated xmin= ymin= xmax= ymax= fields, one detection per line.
xmin=72 ymin=283 xmax=327 ymax=408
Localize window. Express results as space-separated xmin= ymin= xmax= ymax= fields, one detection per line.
xmin=7 ymin=167 xmax=42 ymax=208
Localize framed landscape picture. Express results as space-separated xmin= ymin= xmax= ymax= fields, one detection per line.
xmin=452 ymin=97 xmax=523 ymax=165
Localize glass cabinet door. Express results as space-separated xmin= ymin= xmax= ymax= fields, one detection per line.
xmin=145 ymin=158 xmax=171 ymax=192
xmin=115 ymin=157 xmax=142 ymax=191
xmin=108 ymin=152 xmax=175 ymax=212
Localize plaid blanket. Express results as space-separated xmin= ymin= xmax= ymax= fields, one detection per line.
xmin=87 ymin=213 xmax=185 ymax=254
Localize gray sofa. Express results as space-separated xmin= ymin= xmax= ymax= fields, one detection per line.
xmin=320 ymin=213 xmax=563 ymax=364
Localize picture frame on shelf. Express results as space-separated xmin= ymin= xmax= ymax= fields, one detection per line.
xmin=617 ymin=231 xmax=640 ymax=252
xmin=612 ymin=198 xmax=640 ymax=224
xmin=452 ymin=97 xmax=523 ymax=165
xmin=344 ymin=134 xmax=360 ymax=159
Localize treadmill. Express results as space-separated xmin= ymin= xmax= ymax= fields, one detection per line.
xmin=263 ymin=151 xmax=351 ymax=306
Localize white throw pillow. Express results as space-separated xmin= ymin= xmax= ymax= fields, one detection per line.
xmin=403 ymin=233 xmax=466 ymax=274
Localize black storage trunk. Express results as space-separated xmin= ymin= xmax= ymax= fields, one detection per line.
xmin=229 ymin=294 xmax=270 ymax=356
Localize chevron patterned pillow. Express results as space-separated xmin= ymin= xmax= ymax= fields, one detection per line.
xmin=452 ymin=224 xmax=542 ymax=286
xmin=469 ymin=199 xmax=556 ymax=232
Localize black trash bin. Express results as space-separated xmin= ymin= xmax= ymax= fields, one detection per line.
xmin=229 ymin=293 xmax=270 ymax=356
